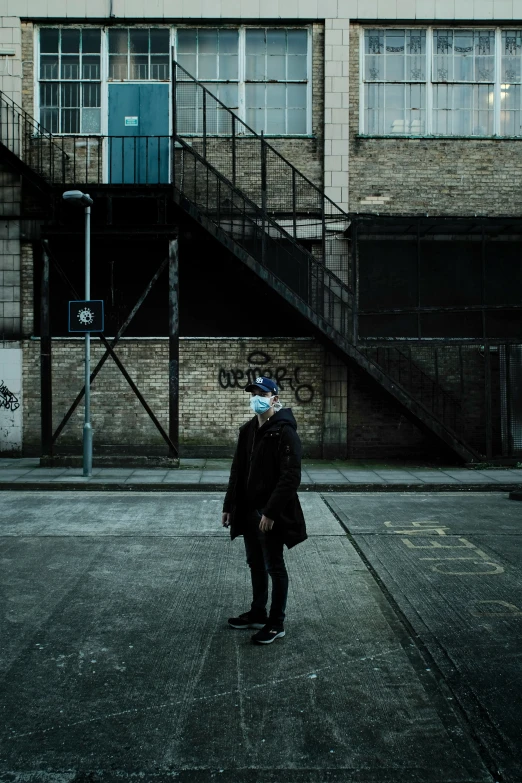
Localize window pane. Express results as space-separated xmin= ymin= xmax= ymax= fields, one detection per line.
xmin=246 ymin=29 xmax=266 ymax=55
xmin=198 ymin=29 xmax=218 ymax=54
xmin=287 ymin=83 xmax=306 ymax=107
xmin=266 ymin=83 xmax=286 ymax=107
xmin=40 ymin=55 xmax=58 ymax=80
xmin=246 ymin=83 xmax=265 ymax=107
xmin=82 ymin=29 xmax=101 ymax=53
xmin=61 ymin=56 xmax=80 ymax=80
xmin=109 ymin=29 xmax=128 ymax=54
xmin=453 ymin=30 xmax=474 ymax=81
xmin=40 ymin=82 xmax=58 ymax=107
xmin=287 ymin=55 xmax=307 ymax=79
xmin=267 ymin=54 xmax=285 ymax=80
xmin=288 ymin=30 xmax=307 ymax=54
xmin=150 ymin=29 xmax=170 ymax=53
xmin=267 ymin=29 xmax=286 ymax=55
xmin=82 ymin=82 xmax=100 ymax=107
xmin=246 ymin=54 xmax=265 ymax=80
xmin=406 ymin=30 xmax=425 ymax=80
xmin=501 ymin=84 xmax=522 ymax=135
xmin=177 ymin=54 xmax=197 ymax=77
xmin=178 ymin=30 xmax=197 ymax=54
xmin=61 ymin=109 xmax=80 ymax=133
xmin=61 ymin=29 xmax=80 ymax=53
xmin=219 ymin=83 xmax=238 ymax=108
xmin=502 ymin=31 xmax=522 ymax=83
xmin=61 ymin=82 xmax=80 ymax=107
xmin=109 ymin=55 xmax=128 ymax=80
xmin=82 ymin=55 xmax=100 ymax=80
xmin=267 ymin=108 xmax=285 ymax=133
xmin=198 ymin=54 xmax=218 ymax=79
xmin=151 ymin=55 xmax=170 ymax=80
xmin=246 ymin=107 xmax=264 ymax=133
xmin=130 ymin=54 xmax=148 ymax=79
xmin=130 ymin=29 xmax=149 ymax=54
xmin=385 ymin=30 xmax=405 ymax=81
xmin=219 ymin=30 xmax=238 ymax=54
xmin=365 ymin=83 xmax=384 ymax=134
xmin=41 ymin=108 xmax=58 ymax=133
xmin=385 ymin=84 xmax=405 ymax=134
xmin=40 ymin=28 xmax=59 ymax=53
xmin=177 ymin=30 xmax=197 ymax=53
xmin=287 ymin=107 xmax=306 ymax=133
xmin=219 ymin=55 xmax=238 ymax=79
xmin=82 ymin=108 xmax=101 ymax=132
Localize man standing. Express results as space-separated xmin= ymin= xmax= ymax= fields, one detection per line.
xmin=221 ymin=376 xmax=307 ymax=645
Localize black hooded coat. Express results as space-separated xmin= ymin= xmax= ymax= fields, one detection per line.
xmin=223 ymin=408 xmax=307 ymax=549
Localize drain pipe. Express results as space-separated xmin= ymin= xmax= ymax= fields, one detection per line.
xmin=109 ymin=0 xmax=115 ymax=17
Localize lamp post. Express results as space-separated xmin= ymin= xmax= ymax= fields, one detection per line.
xmin=63 ymin=190 xmax=94 ymax=477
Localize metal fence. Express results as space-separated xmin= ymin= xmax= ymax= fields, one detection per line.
xmin=0 ymin=90 xmax=68 ymax=183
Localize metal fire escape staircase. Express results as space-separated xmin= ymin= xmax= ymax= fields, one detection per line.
xmin=0 ymin=84 xmax=481 ymax=462
xmin=171 ymin=64 xmax=480 ymax=463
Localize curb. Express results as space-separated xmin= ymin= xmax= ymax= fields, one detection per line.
xmin=0 ymin=482 xmax=521 ymax=492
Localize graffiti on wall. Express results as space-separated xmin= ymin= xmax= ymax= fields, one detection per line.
xmin=0 ymin=380 xmax=20 ymax=412
xmin=218 ymin=351 xmax=314 ymax=403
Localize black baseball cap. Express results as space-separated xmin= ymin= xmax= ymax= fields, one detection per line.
xmin=245 ymin=376 xmax=278 ymax=395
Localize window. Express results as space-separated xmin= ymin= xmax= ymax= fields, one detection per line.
xmin=39 ymin=27 xmax=101 ymax=134
xmin=432 ymin=30 xmax=495 ymax=136
xmin=108 ymin=28 xmax=170 ymax=81
xmin=176 ymin=27 xmax=310 ymax=136
xmin=364 ymin=30 xmax=426 ymax=135
xmin=363 ymin=27 xmax=522 ymax=138
xmin=176 ymin=28 xmax=239 ymax=134
xmin=245 ymin=29 xmax=308 ymax=134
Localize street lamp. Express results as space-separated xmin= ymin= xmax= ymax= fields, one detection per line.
xmin=63 ymin=190 xmax=94 ymax=477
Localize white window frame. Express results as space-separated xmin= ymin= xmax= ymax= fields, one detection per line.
xmin=360 ymin=25 xmax=522 ymax=138
xmin=36 ymin=24 xmax=312 ymax=138
xmin=175 ymin=24 xmax=312 ymax=137
xmin=35 ymin=25 xmax=104 ymax=136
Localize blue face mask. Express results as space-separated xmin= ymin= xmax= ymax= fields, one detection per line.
xmin=250 ymin=395 xmax=273 ymax=415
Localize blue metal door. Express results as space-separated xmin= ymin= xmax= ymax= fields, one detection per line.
xmin=108 ymin=84 xmax=169 ymax=184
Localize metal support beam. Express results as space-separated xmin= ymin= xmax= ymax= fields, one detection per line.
xmin=40 ymin=241 xmax=53 ymax=458
xmin=484 ymin=344 xmax=493 ymax=460
xmin=169 ymin=237 xmax=180 ymax=458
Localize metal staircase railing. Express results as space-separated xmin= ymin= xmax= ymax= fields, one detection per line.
xmin=0 ymin=90 xmax=68 ymax=185
xmin=358 ymin=345 xmax=464 ymax=436
xmin=172 ymin=137 xmax=480 ymax=462
xmin=173 ymin=61 xmax=351 ymax=289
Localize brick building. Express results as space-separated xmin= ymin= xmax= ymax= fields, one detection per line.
xmin=0 ymin=0 xmax=521 ymax=463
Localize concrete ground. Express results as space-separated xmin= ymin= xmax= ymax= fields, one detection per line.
xmin=1 ymin=491 xmax=521 ymax=782
xmin=1 ymin=458 xmax=522 ymax=492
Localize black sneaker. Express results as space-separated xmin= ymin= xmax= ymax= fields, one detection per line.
xmin=228 ymin=611 xmax=268 ymax=630
xmin=251 ymin=624 xmax=286 ymax=644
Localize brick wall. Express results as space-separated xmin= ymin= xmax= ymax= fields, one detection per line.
xmin=348 ymin=24 xmax=522 ymax=217
xmin=22 ymin=337 xmax=326 ymax=456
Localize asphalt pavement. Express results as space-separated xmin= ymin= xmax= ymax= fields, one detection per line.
xmin=1 ymin=491 xmax=521 ymax=782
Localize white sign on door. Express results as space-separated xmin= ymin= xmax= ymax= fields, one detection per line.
xmin=125 ymin=116 xmax=139 ymax=126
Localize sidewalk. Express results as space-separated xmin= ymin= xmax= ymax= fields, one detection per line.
xmin=1 ymin=457 xmax=522 ymax=491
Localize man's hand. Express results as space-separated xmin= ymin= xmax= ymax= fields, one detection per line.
xmin=222 ymin=512 xmax=231 ymax=528
xmin=259 ymin=515 xmax=275 ymax=532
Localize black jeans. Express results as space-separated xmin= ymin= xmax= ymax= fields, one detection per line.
xmin=243 ymin=511 xmax=288 ymax=627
